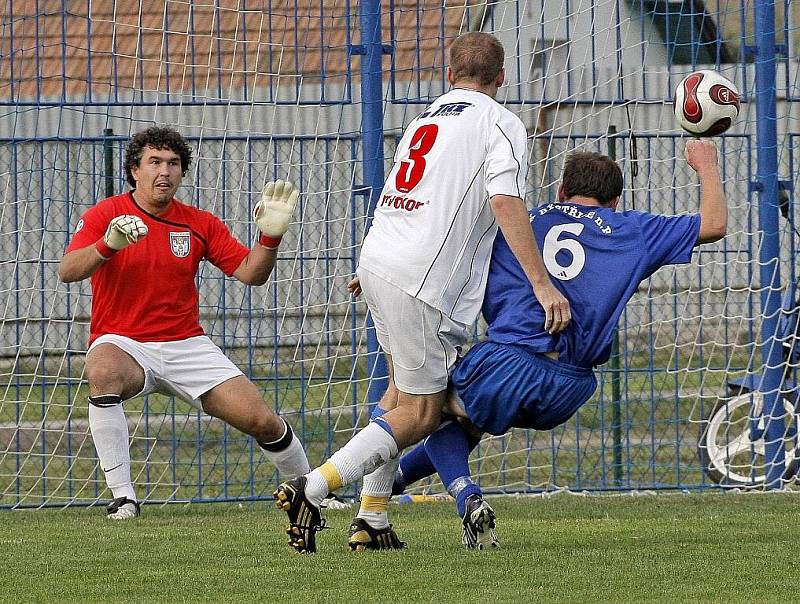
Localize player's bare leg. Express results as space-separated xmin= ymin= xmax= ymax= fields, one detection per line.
xmin=85 ymin=343 xmax=145 ymax=519
xmin=201 ymin=376 xmax=309 ymax=478
xmin=356 ymin=360 xmax=400 ymax=533
xmin=384 ymin=389 xmax=446 ymax=445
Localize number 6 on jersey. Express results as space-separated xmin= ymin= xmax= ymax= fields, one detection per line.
xmin=543 ymin=223 xmax=586 ymax=280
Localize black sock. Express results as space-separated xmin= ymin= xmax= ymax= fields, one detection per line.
xmin=258 ymin=418 xmax=293 ymax=452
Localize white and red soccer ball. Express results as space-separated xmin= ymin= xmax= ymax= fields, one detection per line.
xmin=674 ymin=70 xmax=740 ymax=137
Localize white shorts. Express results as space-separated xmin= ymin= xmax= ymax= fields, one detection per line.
xmin=357 ymin=268 xmax=468 ymax=395
xmin=88 ymin=334 xmax=244 ymax=409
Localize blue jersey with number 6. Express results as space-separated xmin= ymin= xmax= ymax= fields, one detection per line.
xmin=483 ymin=203 xmax=701 ymax=368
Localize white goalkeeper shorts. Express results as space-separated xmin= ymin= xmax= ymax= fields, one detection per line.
xmin=88 ymin=334 xmax=244 ymax=409
xmin=357 ymin=268 xmax=468 ymax=395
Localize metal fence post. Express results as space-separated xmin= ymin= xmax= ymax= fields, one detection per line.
xmin=754 ymin=0 xmax=786 ymax=488
xmin=359 ymin=0 xmax=389 ymax=404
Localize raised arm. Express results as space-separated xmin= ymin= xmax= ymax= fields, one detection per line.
xmin=490 ymin=194 xmax=571 ymax=334
xmin=232 ymin=180 xmax=299 ymax=285
xmin=685 ymin=139 xmax=727 ymax=244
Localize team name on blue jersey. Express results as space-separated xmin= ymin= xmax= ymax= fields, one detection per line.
xmin=536 ymin=202 xmax=613 ymax=235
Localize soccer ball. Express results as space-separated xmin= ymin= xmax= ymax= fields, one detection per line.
xmin=673 ymin=70 xmax=740 ymax=137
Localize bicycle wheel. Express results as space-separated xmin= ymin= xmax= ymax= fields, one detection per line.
xmin=698 ymin=391 xmax=800 ymax=487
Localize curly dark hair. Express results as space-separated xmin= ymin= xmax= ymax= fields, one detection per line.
xmin=124 ymin=126 xmax=193 ymax=188
xmin=561 ymin=152 xmax=623 ymax=206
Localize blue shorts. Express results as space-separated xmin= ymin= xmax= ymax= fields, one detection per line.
xmin=451 ymin=341 xmax=597 ymax=436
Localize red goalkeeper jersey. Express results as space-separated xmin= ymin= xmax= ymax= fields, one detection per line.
xmin=66 ymin=192 xmax=250 ymax=345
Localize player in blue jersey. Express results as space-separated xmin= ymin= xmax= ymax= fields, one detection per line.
xmin=384 ymin=138 xmax=727 ymax=548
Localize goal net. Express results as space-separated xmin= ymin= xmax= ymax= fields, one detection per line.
xmin=1 ymin=0 xmax=796 ymax=508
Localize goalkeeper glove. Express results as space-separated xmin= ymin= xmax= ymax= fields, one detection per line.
xmin=253 ymin=180 xmax=299 ymax=249
xmin=96 ymin=215 xmax=148 ymax=259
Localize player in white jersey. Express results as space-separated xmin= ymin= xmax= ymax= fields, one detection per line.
xmin=274 ymin=32 xmax=570 ymax=554
xmin=360 ymin=80 xmax=535 ymax=323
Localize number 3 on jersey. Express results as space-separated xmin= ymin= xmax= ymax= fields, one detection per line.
xmin=543 ymin=223 xmax=586 ymax=280
xmin=395 ymin=124 xmax=439 ymax=193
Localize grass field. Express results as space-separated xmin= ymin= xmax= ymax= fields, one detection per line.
xmin=3 ymin=491 xmax=799 ymax=603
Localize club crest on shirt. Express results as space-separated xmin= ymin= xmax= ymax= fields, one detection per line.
xmin=169 ymin=231 xmax=191 ymax=258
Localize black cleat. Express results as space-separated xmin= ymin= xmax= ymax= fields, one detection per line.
xmin=274 ymin=476 xmax=325 ymax=553
xmin=106 ymin=496 xmax=140 ymax=520
xmin=347 ymin=518 xmax=407 ymax=551
xmin=461 ymin=494 xmax=498 ymax=550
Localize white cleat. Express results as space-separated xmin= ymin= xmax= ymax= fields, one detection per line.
xmin=106 ymin=497 xmax=140 ymax=520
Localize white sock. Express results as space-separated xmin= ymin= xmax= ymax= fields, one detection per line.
xmin=88 ymin=401 xmax=136 ymax=502
xmin=305 ymin=422 xmax=399 ymax=507
xmin=357 ymin=454 xmax=401 ymax=529
xmin=262 ymin=432 xmax=310 ymax=478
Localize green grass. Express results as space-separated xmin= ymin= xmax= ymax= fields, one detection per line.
xmin=3 ymin=492 xmax=799 ymax=603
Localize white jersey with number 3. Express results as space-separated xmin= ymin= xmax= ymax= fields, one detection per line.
xmin=358 ymin=88 xmax=528 ymax=324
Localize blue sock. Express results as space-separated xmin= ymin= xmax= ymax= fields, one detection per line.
xmin=393 ymin=441 xmax=436 ymax=494
xmin=369 ymin=405 xmax=388 ymax=421
xmin=424 ymin=421 xmax=482 ymax=518
xmin=372 ymin=416 xmax=394 ymax=438
xmin=368 ymin=404 xmax=397 ymax=438
xmin=393 ymin=425 xmax=481 ymax=496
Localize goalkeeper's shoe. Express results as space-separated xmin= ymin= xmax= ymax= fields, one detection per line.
xmin=461 ymin=494 xmax=498 ymax=550
xmin=347 ymin=518 xmax=407 ymax=552
xmin=106 ymin=497 xmax=140 ymax=520
xmin=274 ymin=476 xmax=325 ymax=553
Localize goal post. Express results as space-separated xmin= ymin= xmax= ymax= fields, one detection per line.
xmin=0 ymin=0 xmax=796 ymax=509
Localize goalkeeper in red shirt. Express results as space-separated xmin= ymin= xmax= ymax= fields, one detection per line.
xmin=59 ymin=126 xmax=309 ymax=518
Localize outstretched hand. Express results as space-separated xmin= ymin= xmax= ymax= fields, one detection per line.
xmin=254 ymin=180 xmax=299 ymax=238
xmin=685 ymin=139 xmax=719 ymax=175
